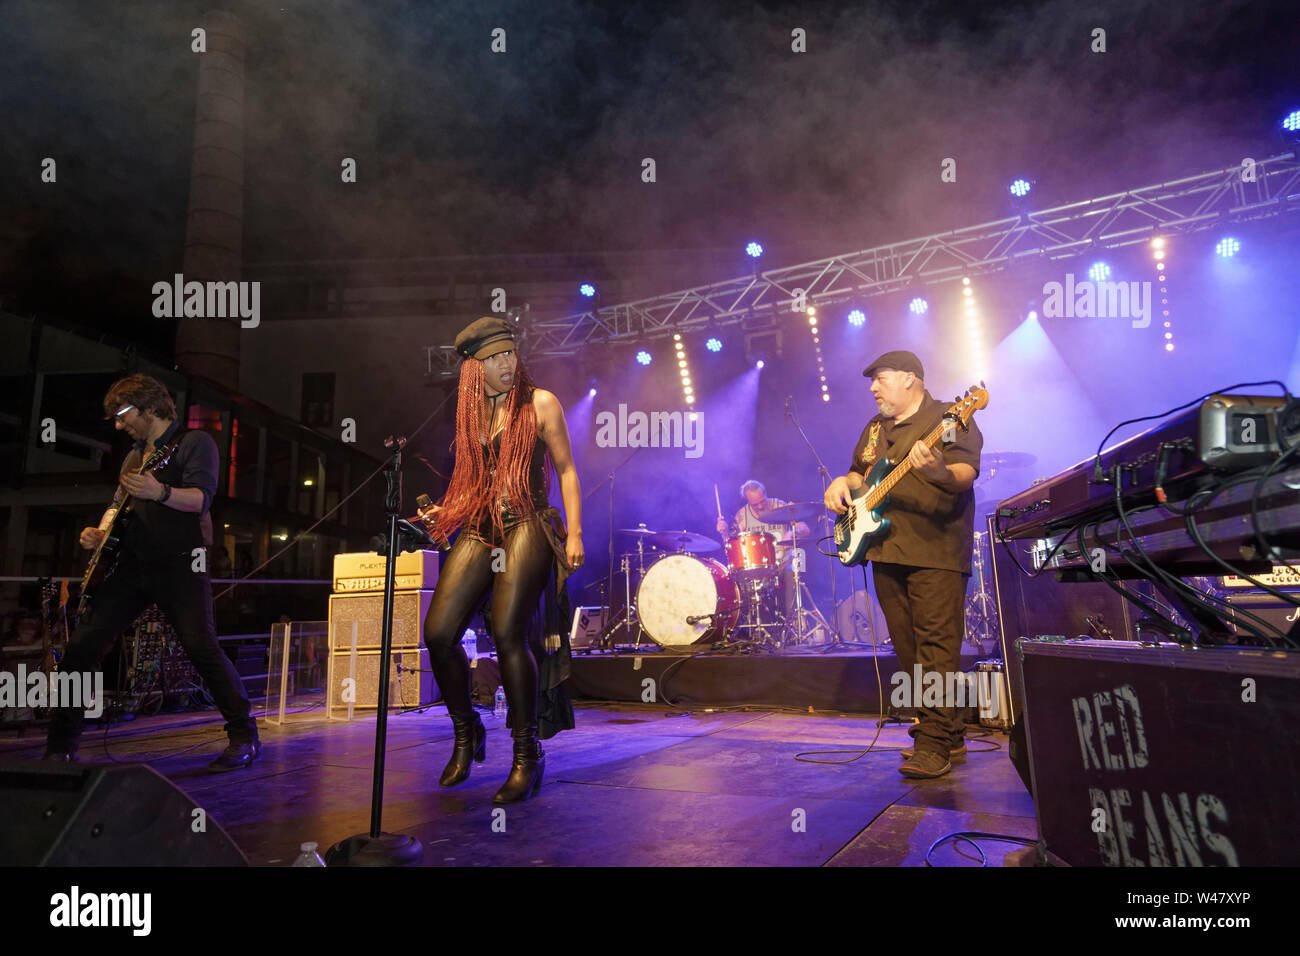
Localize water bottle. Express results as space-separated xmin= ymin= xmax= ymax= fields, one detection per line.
xmin=461 ymin=629 xmax=477 ymax=663
xmin=291 ymin=842 xmax=326 ymax=867
xmin=493 ymin=686 xmax=507 ymax=719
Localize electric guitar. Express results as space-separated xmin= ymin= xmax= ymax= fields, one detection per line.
xmin=834 ymin=385 xmax=989 ymax=566
xmin=75 ymin=439 xmax=181 ymax=623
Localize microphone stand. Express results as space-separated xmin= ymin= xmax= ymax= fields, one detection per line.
xmin=327 ymin=435 xmax=424 ymax=866
xmin=786 ymin=399 xmax=848 ymax=644
xmin=583 ymin=445 xmax=644 ymax=649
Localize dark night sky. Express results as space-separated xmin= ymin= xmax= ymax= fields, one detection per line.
xmin=1 ymin=0 xmax=1297 ymax=342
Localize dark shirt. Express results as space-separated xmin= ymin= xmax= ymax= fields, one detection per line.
xmin=848 ymin=390 xmax=983 ymax=574
xmin=112 ymin=418 xmax=218 ymax=559
xmin=468 ymin=428 xmax=551 ymax=543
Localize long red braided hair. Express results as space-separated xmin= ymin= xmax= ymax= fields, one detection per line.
xmin=432 ymin=354 xmax=552 ymax=543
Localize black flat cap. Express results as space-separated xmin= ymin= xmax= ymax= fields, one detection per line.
xmin=454 ymin=316 xmax=515 ymax=360
xmin=862 ymin=349 xmax=924 ymax=380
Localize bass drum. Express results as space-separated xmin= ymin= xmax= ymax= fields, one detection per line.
xmin=636 ymin=554 xmax=740 ymax=647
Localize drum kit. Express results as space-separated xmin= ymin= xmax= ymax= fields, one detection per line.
xmin=595 ymin=501 xmax=833 ymax=651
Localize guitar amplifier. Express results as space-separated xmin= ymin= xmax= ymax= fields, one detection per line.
xmin=331 ymin=550 xmax=439 ymax=592
xmin=1220 ymin=589 xmax=1300 ymax=642
xmin=327 ymin=590 xmax=436 ymax=651
xmin=1014 ymin=637 xmax=1300 ymax=866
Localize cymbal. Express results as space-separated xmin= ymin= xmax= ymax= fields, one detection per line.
xmin=754 ymin=501 xmax=823 ymax=524
xmin=617 ymin=527 xmax=660 ymax=536
xmin=649 ymin=530 xmax=721 ymax=553
xmin=982 ymin=451 xmax=1037 ymax=470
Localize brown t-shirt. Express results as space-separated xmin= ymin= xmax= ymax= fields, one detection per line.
xmin=847 ymin=390 xmax=983 ymax=574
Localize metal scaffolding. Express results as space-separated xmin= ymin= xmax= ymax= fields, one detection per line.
xmin=523 ymin=153 xmax=1300 ymax=359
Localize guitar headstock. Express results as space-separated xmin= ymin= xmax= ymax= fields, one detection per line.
xmin=946 ymin=383 xmax=989 ymax=427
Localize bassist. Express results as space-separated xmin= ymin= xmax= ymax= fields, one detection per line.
xmin=824 ymin=351 xmax=982 ymax=779
xmin=44 ymin=374 xmax=259 ymax=771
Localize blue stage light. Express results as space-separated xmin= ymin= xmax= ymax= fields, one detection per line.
xmin=1283 ymin=110 xmax=1300 ymax=133
xmin=1088 ymin=261 xmax=1111 ymax=282
xmin=1215 ymin=237 xmax=1240 ymax=257
xmin=908 ymin=297 xmax=928 ymax=315
xmin=847 ymin=309 xmax=866 ymax=327
xmin=1009 ymin=179 xmax=1032 ymax=198
xmin=746 ymin=242 xmax=764 ymax=258
xmin=706 ymin=337 xmax=722 ymax=352
xmin=636 ymin=350 xmax=652 ymax=366
xmin=579 ymin=283 xmax=596 ymax=297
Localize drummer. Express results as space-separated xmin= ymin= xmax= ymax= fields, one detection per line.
xmin=716 ymin=479 xmax=812 ymax=626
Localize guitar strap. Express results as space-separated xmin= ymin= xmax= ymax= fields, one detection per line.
xmin=860 ymin=422 xmax=882 ymax=466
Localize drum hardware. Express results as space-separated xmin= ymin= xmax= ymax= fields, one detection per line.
xmin=780 ymin=517 xmax=835 ymax=647
xmin=596 ymin=524 xmax=657 ymax=648
xmin=964 ymin=528 xmax=1000 ymax=653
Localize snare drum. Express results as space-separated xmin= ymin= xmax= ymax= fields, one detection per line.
xmin=725 ymin=531 xmax=777 ymax=579
xmin=636 ymin=554 xmax=740 ymax=647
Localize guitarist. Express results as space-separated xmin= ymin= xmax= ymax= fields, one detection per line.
xmin=824 ymin=351 xmax=982 ymax=779
xmin=43 ymin=374 xmax=260 ymax=771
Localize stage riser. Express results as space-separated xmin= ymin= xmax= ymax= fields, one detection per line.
xmin=571 ymin=651 xmax=986 ymax=714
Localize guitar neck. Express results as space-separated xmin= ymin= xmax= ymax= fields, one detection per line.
xmin=861 ymin=420 xmax=950 ymax=510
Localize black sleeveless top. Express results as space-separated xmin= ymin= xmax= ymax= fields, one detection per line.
xmin=468 ymin=428 xmax=550 ymax=540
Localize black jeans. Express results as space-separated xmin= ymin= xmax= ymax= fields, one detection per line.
xmin=423 ymin=517 xmax=554 ymax=731
xmin=48 ymin=551 xmax=256 ymax=754
xmin=872 ymin=562 xmax=969 ymax=755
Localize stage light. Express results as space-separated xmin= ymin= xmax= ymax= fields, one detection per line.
xmin=1165 ymin=343 xmax=1174 ymax=352
xmin=746 ymin=242 xmax=764 ymax=258
xmin=909 ymin=297 xmax=928 ymax=315
xmin=1027 ymin=310 xmax=1038 ymax=322
xmin=1151 ymin=237 xmax=1165 ymax=250
xmin=847 ymin=309 xmax=865 ymax=327
xmin=962 ymin=287 xmax=972 ymax=297
xmin=706 ymin=337 xmax=722 ymax=352
xmin=962 ymin=277 xmax=971 ymax=286
xmin=303 ymin=478 xmax=314 ymax=487
xmin=1088 ymin=262 xmax=1110 ymax=282
xmin=756 ymin=360 xmax=764 ymax=369
xmin=1283 ymin=110 xmax=1300 ymax=133
xmin=588 ymin=387 xmax=597 ymax=397
xmin=579 ymin=283 xmax=596 ymax=297
xmin=1215 ymin=237 xmax=1240 ymax=258
xmin=636 ymin=350 xmax=652 ymax=366
xmin=1009 ymin=179 xmax=1031 ymax=198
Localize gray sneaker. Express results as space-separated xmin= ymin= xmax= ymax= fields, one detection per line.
xmin=899 ymin=748 xmax=951 ymax=778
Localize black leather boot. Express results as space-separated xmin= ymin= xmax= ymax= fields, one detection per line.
xmin=439 ymin=712 xmax=486 ymax=787
xmin=492 ymin=726 xmax=545 ymax=804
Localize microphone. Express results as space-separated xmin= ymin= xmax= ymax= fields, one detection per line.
xmin=685 ymin=613 xmax=717 ymax=626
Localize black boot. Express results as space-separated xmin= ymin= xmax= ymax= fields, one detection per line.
xmin=492 ymin=727 xmax=545 ymax=804
xmin=439 ymin=712 xmax=486 ymax=788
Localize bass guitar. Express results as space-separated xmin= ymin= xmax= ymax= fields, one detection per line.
xmin=834 ymin=385 xmax=989 ymax=566
xmin=75 ymin=439 xmax=181 ymax=622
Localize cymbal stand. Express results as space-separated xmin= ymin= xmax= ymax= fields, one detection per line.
xmin=786 ymin=396 xmax=846 ymax=642
xmin=784 ymin=522 xmax=834 ymax=645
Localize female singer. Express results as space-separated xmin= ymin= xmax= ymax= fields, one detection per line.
xmin=420 ymin=317 xmax=583 ymax=804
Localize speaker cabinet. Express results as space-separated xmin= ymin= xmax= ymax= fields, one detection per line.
xmin=327 ymin=589 xmax=436 ymax=651
xmin=326 ymin=646 xmax=437 ymax=716
xmin=0 ymin=762 xmax=248 ymax=866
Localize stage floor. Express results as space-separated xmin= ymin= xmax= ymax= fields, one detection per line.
xmin=0 ymin=703 xmax=1037 ymax=866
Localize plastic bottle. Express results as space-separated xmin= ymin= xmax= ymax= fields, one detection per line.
xmin=493 ymin=686 xmax=507 ymax=719
xmin=292 ymin=842 xmax=326 ymax=867
xmin=461 ymin=629 xmax=477 ymax=662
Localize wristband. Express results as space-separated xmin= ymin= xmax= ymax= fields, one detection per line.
xmin=157 ymin=484 xmax=172 ymax=503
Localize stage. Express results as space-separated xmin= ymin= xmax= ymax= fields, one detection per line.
xmin=0 ymin=702 xmax=1034 ymax=867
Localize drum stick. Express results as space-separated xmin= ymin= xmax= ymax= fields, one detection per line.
xmin=713 ymin=483 xmax=723 ymax=519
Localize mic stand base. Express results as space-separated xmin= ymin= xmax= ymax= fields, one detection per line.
xmin=325 ymin=832 xmax=424 ymax=867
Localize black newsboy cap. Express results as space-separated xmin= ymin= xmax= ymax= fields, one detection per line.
xmin=862 ymin=349 xmax=925 ymax=380
xmin=454 ymin=316 xmax=515 ymax=360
